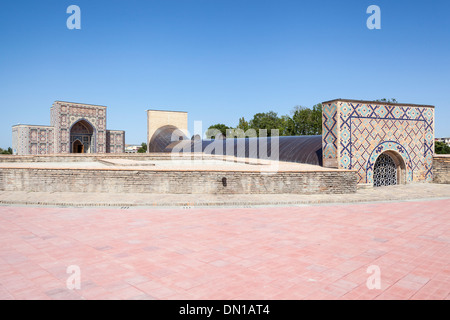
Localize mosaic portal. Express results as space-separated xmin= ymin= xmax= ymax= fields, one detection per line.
xmin=12 ymin=101 xmax=125 ymax=155
xmin=322 ymin=99 xmax=434 ymax=184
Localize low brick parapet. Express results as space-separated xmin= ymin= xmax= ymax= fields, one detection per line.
xmin=0 ymin=167 xmax=357 ymax=194
xmin=433 ymin=155 xmax=450 ymax=184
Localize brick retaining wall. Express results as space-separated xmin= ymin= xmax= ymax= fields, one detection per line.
xmin=433 ymin=155 xmax=450 ymax=184
xmin=0 ymin=168 xmax=357 ymax=194
xmin=0 ymin=154 xmax=176 ymax=163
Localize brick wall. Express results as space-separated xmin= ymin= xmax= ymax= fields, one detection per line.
xmin=0 ymin=168 xmax=357 ymax=194
xmin=433 ymin=156 xmax=450 ymax=184
xmin=0 ymin=154 xmax=186 ymax=163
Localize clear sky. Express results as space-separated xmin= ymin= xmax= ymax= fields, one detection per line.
xmin=1 ymin=0 xmax=449 ymax=147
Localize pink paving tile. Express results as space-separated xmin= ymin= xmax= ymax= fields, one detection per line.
xmin=125 ymin=275 xmax=151 ymax=286
xmin=78 ymin=286 xmax=111 ymax=300
xmin=44 ymin=287 xmax=84 ymax=300
xmin=0 ymin=199 xmax=448 ymax=300
xmin=105 ymin=286 xmax=147 ymax=300
xmin=0 ymin=285 xmax=14 ymax=300
xmin=129 ymin=293 xmax=158 ymax=300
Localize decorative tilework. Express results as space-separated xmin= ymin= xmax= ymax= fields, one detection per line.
xmin=12 ymin=101 xmax=125 ymax=155
xmin=106 ymin=130 xmax=125 ymax=153
xmin=366 ymin=141 xmax=413 ymax=184
xmin=323 ymin=100 xmax=435 ymax=184
xmin=322 ymin=103 xmax=338 ymax=165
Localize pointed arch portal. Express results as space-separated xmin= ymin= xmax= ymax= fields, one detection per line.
xmin=70 ymin=120 xmax=94 ymax=154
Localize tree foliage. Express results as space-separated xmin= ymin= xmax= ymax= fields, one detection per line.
xmin=206 ymin=103 xmax=323 ymax=139
xmin=249 ymin=111 xmax=283 ymax=137
xmin=0 ymin=147 xmax=12 ymax=155
xmin=236 ymin=117 xmax=249 ymax=132
xmin=137 ymin=143 xmax=147 ymax=153
xmin=206 ymin=123 xmax=231 ymax=139
xmin=291 ymin=103 xmax=322 ymax=135
xmin=435 ymin=141 xmax=450 ymax=154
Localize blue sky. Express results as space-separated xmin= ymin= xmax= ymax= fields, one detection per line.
xmin=0 ymin=0 xmax=449 ymax=147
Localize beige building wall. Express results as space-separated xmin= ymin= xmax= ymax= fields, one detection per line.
xmin=147 ymin=110 xmax=188 ymax=152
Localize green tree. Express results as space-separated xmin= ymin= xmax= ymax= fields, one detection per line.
xmin=311 ymin=103 xmax=323 ymax=135
xmin=137 ymin=143 xmax=147 ymax=153
xmin=0 ymin=147 xmax=12 ymax=155
xmin=249 ymin=111 xmax=282 ymax=137
xmin=435 ymin=141 xmax=450 ymax=154
xmin=291 ymin=106 xmax=310 ymax=135
xmin=206 ymin=123 xmax=230 ymax=139
xmin=290 ymin=103 xmax=322 ymax=136
xmin=206 ymin=103 xmax=323 ymax=139
xmin=279 ymin=115 xmax=295 ymax=136
xmin=236 ymin=117 xmax=249 ymax=132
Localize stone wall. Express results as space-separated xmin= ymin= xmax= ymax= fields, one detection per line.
xmin=0 ymin=154 xmax=192 ymax=163
xmin=433 ymin=155 xmax=450 ymax=184
xmin=0 ymin=168 xmax=357 ymax=194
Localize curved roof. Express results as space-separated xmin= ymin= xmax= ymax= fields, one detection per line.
xmin=158 ymin=133 xmax=323 ymax=166
xmin=148 ymin=125 xmax=188 ymax=153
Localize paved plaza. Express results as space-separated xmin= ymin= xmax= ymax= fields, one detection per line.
xmin=0 ymin=190 xmax=449 ymax=300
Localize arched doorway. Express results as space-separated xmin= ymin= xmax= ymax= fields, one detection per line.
xmin=72 ymin=140 xmax=84 ymax=153
xmin=70 ymin=120 xmax=94 ymax=154
xmin=373 ymin=151 xmax=406 ymax=187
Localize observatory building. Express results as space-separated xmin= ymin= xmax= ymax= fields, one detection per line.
xmin=12 ymin=101 xmax=125 ymax=155
xmin=146 ymin=99 xmax=435 ymax=187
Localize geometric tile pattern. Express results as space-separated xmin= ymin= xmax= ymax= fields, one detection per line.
xmin=342 ymin=102 xmax=434 ymax=184
xmin=12 ymin=101 xmax=125 ymax=155
xmin=322 ymin=102 xmax=338 ymax=167
xmin=366 ymin=140 xmax=413 ymax=184
xmin=12 ymin=126 xmax=54 ymax=155
xmin=322 ymin=100 xmax=434 ymax=184
xmin=106 ymin=130 xmax=126 ymax=154
xmin=51 ymin=102 xmax=107 ymax=154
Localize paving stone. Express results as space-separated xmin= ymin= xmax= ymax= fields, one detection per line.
xmin=0 ymin=199 xmax=448 ymax=300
